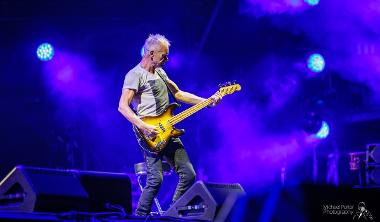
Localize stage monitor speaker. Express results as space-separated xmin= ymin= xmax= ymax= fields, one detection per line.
xmin=163 ymin=181 xmax=245 ymax=221
xmin=79 ymin=171 xmax=132 ymax=214
xmin=0 ymin=166 xmax=132 ymax=214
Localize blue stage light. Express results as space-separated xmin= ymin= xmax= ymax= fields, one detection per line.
xmin=304 ymin=0 xmax=320 ymax=6
xmin=141 ymin=46 xmax=145 ymax=57
xmin=313 ymin=121 xmax=330 ymax=139
xmin=36 ymin=43 xmax=54 ymax=61
xmin=307 ymin=53 xmax=325 ymax=73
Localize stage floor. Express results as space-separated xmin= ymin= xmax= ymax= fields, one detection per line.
xmin=0 ymin=211 xmax=204 ymax=222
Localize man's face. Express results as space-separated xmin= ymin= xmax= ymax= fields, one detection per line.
xmin=152 ymin=44 xmax=169 ymax=67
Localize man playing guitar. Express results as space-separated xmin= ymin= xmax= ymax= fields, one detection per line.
xmin=118 ymin=34 xmax=221 ymax=216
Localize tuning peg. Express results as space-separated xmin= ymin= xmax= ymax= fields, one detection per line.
xmin=227 ymin=81 xmax=232 ymax=86
xmin=232 ymin=80 xmax=237 ymax=85
xmin=218 ymin=83 xmax=223 ymax=88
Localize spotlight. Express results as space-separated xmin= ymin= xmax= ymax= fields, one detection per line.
xmin=141 ymin=46 xmax=145 ymax=57
xmin=36 ymin=43 xmax=54 ymax=61
xmin=313 ymin=121 xmax=330 ymax=139
xmin=304 ymin=0 xmax=320 ymax=6
xmin=303 ymin=112 xmax=329 ymax=139
xmin=307 ymin=53 xmax=325 ymax=73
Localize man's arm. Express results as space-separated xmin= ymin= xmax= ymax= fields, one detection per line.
xmin=166 ymin=78 xmax=221 ymax=106
xmin=118 ymin=89 xmax=158 ymax=137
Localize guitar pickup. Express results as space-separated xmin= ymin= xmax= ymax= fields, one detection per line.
xmin=158 ymin=123 xmax=165 ymax=132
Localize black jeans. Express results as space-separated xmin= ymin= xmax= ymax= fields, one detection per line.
xmin=134 ymin=130 xmax=196 ymax=216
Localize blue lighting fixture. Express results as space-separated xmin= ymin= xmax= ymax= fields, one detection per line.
xmin=307 ymin=53 xmax=325 ymax=73
xmin=304 ymin=0 xmax=320 ymax=6
xmin=36 ymin=43 xmax=54 ymax=61
xmin=313 ymin=121 xmax=330 ymax=139
xmin=141 ymin=46 xmax=145 ymax=57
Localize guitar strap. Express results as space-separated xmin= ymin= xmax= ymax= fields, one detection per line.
xmin=156 ymin=68 xmax=180 ymax=105
xmin=128 ymin=68 xmax=173 ymax=114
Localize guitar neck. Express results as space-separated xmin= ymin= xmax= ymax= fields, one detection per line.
xmin=169 ymin=98 xmax=213 ymax=125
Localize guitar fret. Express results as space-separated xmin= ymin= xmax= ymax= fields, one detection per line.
xmin=170 ymin=99 xmax=211 ymax=124
xmin=179 ymin=105 xmax=200 ymax=120
xmin=172 ymin=102 xmax=203 ymax=123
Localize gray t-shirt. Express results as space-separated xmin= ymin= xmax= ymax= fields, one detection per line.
xmin=122 ymin=64 xmax=170 ymax=117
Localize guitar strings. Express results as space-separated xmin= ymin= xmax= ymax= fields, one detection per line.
xmin=168 ymin=98 xmax=212 ymax=125
xmin=167 ymin=87 xmax=233 ymax=125
xmin=170 ymin=99 xmax=209 ymax=123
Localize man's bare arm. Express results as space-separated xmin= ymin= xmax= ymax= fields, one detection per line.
xmin=118 ymin=89 xmax=158 ymax=136
xmin=166 ymin=78 xmax=222 ymax=106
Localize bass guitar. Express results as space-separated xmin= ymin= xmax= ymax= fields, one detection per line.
xmin=137 ymin=82 xmax=241 ymax=153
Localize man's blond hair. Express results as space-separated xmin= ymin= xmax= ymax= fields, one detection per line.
xmin=143 ymin=34 xmax=170 ymax=56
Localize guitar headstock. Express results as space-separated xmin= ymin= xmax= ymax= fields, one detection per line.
xmin=218 ymin=81 xmax=241 ymax=96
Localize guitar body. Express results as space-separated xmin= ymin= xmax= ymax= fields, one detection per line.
xmin=139 ymin=103 xmax=185 ymax=153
